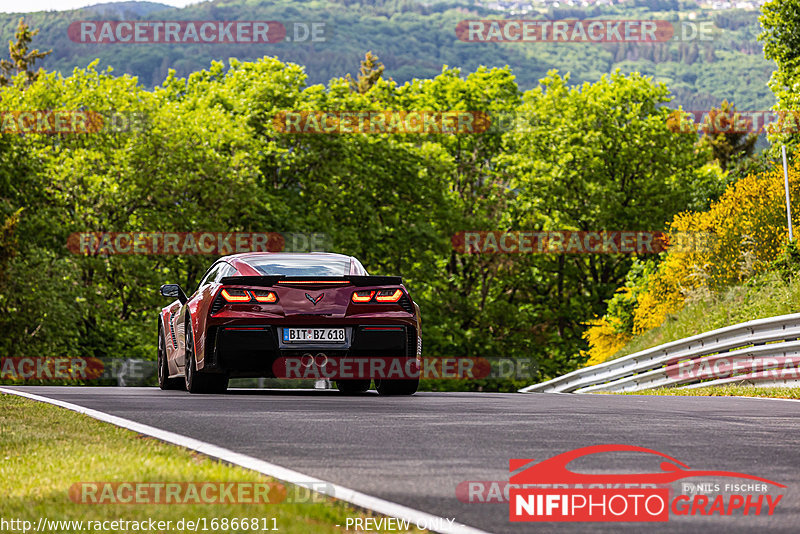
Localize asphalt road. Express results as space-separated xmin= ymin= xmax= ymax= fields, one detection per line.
xmin=4 ymin=386 xmax=799 ymax=533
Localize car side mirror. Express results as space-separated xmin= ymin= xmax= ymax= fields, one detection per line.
xmin=160 ymin=284 xmax=187 ymax=304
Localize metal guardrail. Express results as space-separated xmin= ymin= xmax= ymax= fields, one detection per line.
xmin=520 ymin=313 xmax=800 ymax=393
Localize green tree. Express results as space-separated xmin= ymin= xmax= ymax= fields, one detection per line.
xmin=697 ymin=101 xmax=758 ymax=172
xmin=346 ymin=51 xmax=385 ymax=94
xmin=498 ymin=71 xmax=721 ymax=377
xmin=0 ymin=53 xmax=718 ymax=389
xmin=760 ymin=0 xmax=800 ymax=148
xmin=0 ymin=18 xmax=51 ymax=86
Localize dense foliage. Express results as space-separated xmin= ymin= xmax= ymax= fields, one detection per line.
xmin=581 ymin=0 xmax=800 ymax=366
xmin=584 ymin=152 xmax=800 ymax=364
xmin=0 ymin=46 xmax=719 ymax=388
xmin=10 ymin=0 xmax=799 ymax=387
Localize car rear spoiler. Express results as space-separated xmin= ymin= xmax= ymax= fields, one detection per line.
xmin=219 ymin=275 xmax=403 ymax=287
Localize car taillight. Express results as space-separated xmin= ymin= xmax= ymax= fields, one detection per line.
xmin=220 ymin=289 xmax=278 ymax=303
xmin=375 ymin=289 xmax=403 ymax=302
xmin=251 ymin=290 xmax=277 ymax=303
xmin=221 ymin=289 xmax=251 ymax=302
xmin=351 ymin=289 xmax=404 ymax=303
xmin=351 ymin=290 xmax=375 ymax=303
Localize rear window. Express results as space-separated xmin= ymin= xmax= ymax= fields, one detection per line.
xmin=247 ymin=257 xmax=351 ymax=277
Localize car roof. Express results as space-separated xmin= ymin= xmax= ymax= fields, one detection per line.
xmin=223 ymin=252 xmax=356 ymax=276
xmin=224 ymin=252 xmax=354 ymax=264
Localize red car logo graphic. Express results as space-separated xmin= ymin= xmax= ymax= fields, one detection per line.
xmin=510 ymin=444 xmax=785 ymax=487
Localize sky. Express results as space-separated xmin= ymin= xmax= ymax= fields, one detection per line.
xmin=0 ymin=0 xmax=200 ymax=13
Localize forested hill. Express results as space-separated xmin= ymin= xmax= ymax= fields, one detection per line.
xmin=1 ymin=0 xmax=775 ymax=110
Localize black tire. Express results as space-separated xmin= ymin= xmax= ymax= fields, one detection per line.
xmin=158 ymin=324 xmax=184 ymax=390
xmin=336 ymin=379 xmax=371 ymax=394
xmin=184 ymin=335 xmax=202 ymax=393
xmin=184 ymin=319 xmax=228 ymax=394
xmin=375 ymin=378 xmax=419 ymax=396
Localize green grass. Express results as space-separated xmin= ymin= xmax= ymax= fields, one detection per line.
xmin=608 ymin=271 xmax=800 ymax=361
xmin=606 ymin=384 xmax=800 ymax=399
xmin=0 ymin=394 xmax=423 ymax=534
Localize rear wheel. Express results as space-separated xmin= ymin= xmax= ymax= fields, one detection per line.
xmin=158 ymin=325 xmax=184 ymax=390
xmin=375 ymin=352 xmax=419 ymax=395
xmin=336 ymin=379 xmax=371 ymax=394
xmin=184 ymin=320 xmax=228 ymax=394
xmin=375 ymin=378 xmax=418 ymax=396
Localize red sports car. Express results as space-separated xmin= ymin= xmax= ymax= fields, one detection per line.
xmin=158 ymin=252 xmax=421 ymax=395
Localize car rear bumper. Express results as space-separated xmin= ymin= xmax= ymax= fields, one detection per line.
xmin=202 ymin=319 xmax=419 ymax=379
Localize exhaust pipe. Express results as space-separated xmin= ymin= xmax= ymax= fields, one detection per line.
xmin=301 ymin=353 xmax=314 ymax=368
xmin=315 ymin=353 xmax=328 ymax=367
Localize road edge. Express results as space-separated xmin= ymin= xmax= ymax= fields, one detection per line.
xmin=0 ymin=387 xmax=489 ymax=534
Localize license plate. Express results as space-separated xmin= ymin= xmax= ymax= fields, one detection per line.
xmin=283 ymin=328 xmax=346 ymax=343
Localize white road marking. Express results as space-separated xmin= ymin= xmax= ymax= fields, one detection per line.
xmin=0 ymin=387 xmax=489 ymax=534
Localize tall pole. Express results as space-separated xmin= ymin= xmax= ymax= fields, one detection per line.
xmin=783 ymin=145 xmax=793 ymax=241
